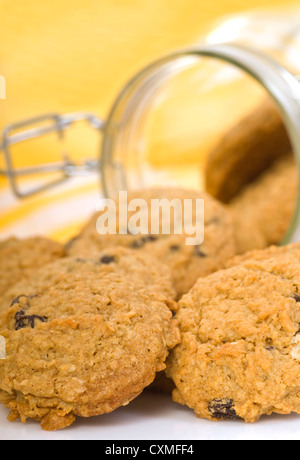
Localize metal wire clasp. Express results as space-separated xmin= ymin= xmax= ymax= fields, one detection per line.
xmin=0 ymin=112 xmax=104 ymax=198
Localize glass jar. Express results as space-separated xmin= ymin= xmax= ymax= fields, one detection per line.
xmin=100 ymin=7 xmax=300 ymax=244
xmin=2 ymin=7 xmax=300 ymax=244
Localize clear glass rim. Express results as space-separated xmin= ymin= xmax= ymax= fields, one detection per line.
xmin=101 ymin=43 xmax=300 ymax=245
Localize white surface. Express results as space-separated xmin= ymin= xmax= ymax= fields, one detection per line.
xmin=1 ymin=181 xmax=300 ymax=441
xmin=1 ymin=392 xmax=300 ymax=440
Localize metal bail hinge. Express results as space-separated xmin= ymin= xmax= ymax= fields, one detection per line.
xmin=0 ymin=112 xmax=105 ymax=198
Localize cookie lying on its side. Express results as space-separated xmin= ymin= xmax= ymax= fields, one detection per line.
xmin=205 ymin=98 xmax=291 ymax=203
xmin=167 ymin=243 xmax=300 ymax=422
xmin=0 ymin=237 xmax=65 ymax=297
xmin=0 ymin=259 xmax=180 ymax=431
xmin=67 ymin=188 xmax=238 ymax=299
xmin=229 ymin=155 xmax=297 ymax=253
xmin=204 ymin=96 xmax=298 ymax=254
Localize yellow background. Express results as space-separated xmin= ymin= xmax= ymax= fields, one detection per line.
xmin=0 ymin=1 xmax=293 ymax=152
xmin=0 ymin=0 xmax=291 ymax=120
xmin=0 ymin=0 xmax=296 ymax=240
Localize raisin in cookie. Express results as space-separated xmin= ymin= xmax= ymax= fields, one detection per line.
xmin=0 ymin=249 xmax=176 ymax=320
xmin=0 ymin=237 xmax=65 ymax=297
xmin=0 ymin=267 xmax=179 ymax=431
xmin=167 ymin=246 xmax=300 ymax=422
xmin=68 ymin=188 xmax=237 ymax=298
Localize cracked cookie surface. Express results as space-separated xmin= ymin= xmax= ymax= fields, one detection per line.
xmin=0 ymin=264 xmax=179 ymax=431
xmin=167 ymin=244 xmax=300 ymax=422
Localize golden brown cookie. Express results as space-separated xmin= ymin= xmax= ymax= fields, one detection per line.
xmin=229 ymin=155 xmax=297 ymax=253
xmin=0 ymin=237 xmax=65 ymax=297
xmin=205 ymin=98 xmax=291 ymax=203
xmin=68 ymin=188 xmax=238 ymax=298
xmin=167 ymin=245 xmax=300 ymax=422
xmin=0 ymin=262 xmax=179 ymax=431
xmin=0 ymin=248 xmax=176 ymax=319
